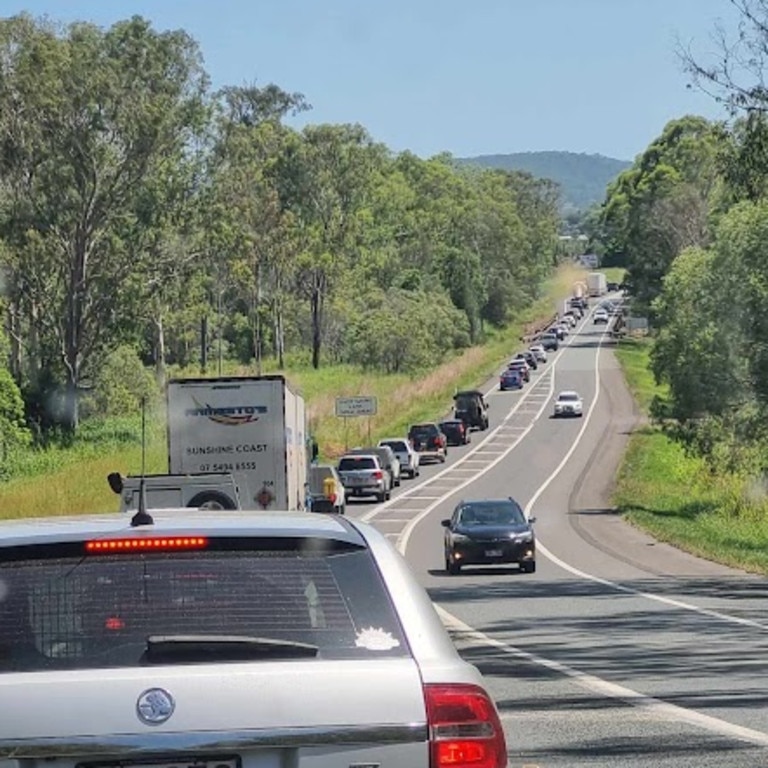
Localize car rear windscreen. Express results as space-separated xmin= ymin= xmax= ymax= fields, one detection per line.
xmin=338 ymin=457 xmax=376 ymax=471
xmin=0 ymin=540 xmax=409 ymax=672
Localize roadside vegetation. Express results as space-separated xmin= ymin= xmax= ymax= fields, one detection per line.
xmin=613 ymin=339 xmax=768 ymax=574
xmin=0 ymin=263 xmax=584 ymax=519
xmin=592 ymin=5 xmax=768 ymax=576
xmin=0 ymin=13 xmax=580 ymax=517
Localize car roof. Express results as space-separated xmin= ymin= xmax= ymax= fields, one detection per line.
xmin=557 ymin=390 xmax=580 ymax=398
xmin=0 ymin=509 xmax=364 ymax=549
xmin=379 ymin=437 xmax=408 ymax=445
xmin=461 ymin=498 xmax=522 ymax=509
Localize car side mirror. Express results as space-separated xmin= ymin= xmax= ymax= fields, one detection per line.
xmin=441 ymin=519 xmax=451 ymax=527
xmin=528 ymin=516 xmax=536 ymax=524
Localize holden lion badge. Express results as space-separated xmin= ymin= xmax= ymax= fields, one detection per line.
xmin=136 ymin=687 xmax=175 ymax=725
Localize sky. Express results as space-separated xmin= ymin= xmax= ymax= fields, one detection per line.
xmin=2 ymin=0 xmax=746 ymax=161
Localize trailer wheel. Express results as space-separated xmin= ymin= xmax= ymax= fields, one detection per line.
xmin=187 ymin=491 xmax=237 ymax=510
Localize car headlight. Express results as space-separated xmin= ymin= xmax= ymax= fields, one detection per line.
xmin=451 ymin=533 xmax=471 ymax=542
xmin=512 ymin=533 xmax=533 ymax=542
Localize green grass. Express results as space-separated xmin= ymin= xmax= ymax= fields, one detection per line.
xmin=613 ymin=338 xmax=665 ymax=412
xmin=613 ymin=339 xmax=768 ymax=574
xmin=601 ymin=266 xmax=627 ymax=285
xmin=0 ymin=263 xmax=588 ymax=519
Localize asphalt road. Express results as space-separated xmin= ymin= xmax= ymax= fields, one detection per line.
xmin=347 ymin=306 xmax=768 ymax=768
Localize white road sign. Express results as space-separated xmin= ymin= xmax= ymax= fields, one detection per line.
xmin=335 ymin=396 xmax=378 ymax=417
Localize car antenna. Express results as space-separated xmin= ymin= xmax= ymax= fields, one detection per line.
xmin=131 ymin=396 xmax=154 ymax=527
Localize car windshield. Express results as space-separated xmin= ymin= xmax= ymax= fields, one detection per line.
xmin=459 ymin=502 xmax=526 ymax=527
xmin=0 ymin=542 xmax=409 ymax=672
xmin=410 ymin=425 xmax=435 ymax=437
xmin=559 ymin=393 xmax=579 ymax=401
xmin=381 ymin=440 xmax=406 ymax=452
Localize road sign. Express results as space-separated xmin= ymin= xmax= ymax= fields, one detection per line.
xmin=335 ymin=396 xmax=377 ymax=417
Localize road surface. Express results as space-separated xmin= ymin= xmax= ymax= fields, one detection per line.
xmin=348 ymin=308 xmax=768 ymax=767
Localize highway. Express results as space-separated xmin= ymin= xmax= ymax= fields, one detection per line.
xmin=347 ymin=308 xmax=768 ymax=768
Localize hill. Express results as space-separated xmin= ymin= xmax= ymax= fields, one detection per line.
xmin=459 ymin=151 xmax=632 ymax=212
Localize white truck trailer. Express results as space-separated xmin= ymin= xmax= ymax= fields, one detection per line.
xmin=110 ymin=375 xmax=309 ymax=512
xmin=586 ymin=271 xmax=607 ymax=297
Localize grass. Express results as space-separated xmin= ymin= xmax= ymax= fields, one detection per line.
xmin=613 ymin=338 xmax=768 ymax=574
xmin=0 ymin=263 xmax=588 ymax=519
xmin=601 ymin=266 xmax=627 ymax=285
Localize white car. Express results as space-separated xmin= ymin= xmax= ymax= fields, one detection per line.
xmin=529 ymin=344 xmax=547 ymax=363
xmin=379 ymin=437 xmax=421 ymax=479
xmin=554 ymin=390 xmax=583 ymax=418
xmin=593 ymin=308 xmax=609 ymax=324
xmin=0 ymin=508 xmax=507 ymax=765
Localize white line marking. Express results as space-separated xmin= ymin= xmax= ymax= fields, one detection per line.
xmin=436 ymin=606 xmax=768 ymax=748
xmin=391 ymin=307 xmax=768 ymax=742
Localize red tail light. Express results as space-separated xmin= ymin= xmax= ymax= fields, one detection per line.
xmin=373 ymin=470 xmax=383 ymax=480
xmin=425 ymin=683 xmax=507 ymax=768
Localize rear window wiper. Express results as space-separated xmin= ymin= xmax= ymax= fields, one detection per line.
xmin=142 ymin=634 xmax=319 ymax=663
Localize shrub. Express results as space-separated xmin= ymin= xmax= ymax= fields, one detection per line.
xmin=0 ymin=366 xmax=32 ymax=460
xmin=86 ymin=345 xmax=160 ymax=418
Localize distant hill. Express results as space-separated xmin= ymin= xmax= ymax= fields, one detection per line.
xmin=459 ymin=151 xmax=632 ymax=212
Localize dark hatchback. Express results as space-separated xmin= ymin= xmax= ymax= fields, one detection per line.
xmin=499 ymin=368 xmax=523 ymax=390
xmin=442 ymin=498 xmax=536 ymax=575
xmin=439 ymin=418 xmax=471 ymax=446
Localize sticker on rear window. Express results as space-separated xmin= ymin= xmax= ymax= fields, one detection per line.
xmin=355 ymin=626 xmax=400 ymax=651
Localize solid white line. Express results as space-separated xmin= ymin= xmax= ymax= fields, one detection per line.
xmin=436 ymin=606 xmax=768 ymax=748
xmin=394 ymin=307 xmax=768 ymax=743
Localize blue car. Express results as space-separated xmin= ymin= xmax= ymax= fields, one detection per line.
xmin=500 ymin=368 xmax=523 ymax=390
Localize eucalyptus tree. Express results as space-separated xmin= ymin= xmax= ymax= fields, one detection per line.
xmin=277 ymin=123 xmax=386 ymax=368
xmin=207 ymin=84 xmax=309 ymax=370
xmin=0 ymin=14 xmax=209 ymax=432
xmin=599 ymin=116 xmax=722 ymax=312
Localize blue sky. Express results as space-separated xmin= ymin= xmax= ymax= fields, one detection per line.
xmin=4 ymin=0 xmax=743 ymax=161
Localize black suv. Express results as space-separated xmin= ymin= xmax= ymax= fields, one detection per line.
xmin=408 ymin=423 xmax=448 ymax=463
xmin=453 ymin=390 xmax=489 ymax=431
xmin=439 ymin=418 xmax=471 ymax=446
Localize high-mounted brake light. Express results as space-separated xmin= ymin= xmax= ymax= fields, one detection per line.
xmin=85 ymin=536 xmax=209 ymax=553
xmin=425 ymin=683 xmax=507 ymax=768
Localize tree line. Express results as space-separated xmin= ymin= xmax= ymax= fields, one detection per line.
xmin=594 ymin=0 xmax=768 ymax=479
xmin=0 ymin=13 xmax=561 ymax=445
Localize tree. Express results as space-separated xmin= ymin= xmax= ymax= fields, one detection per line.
xmin=0 ymin=14 xmax=208 ymax=432
xmin=681 ymin=0 xmax=768 ymax=115
xmin=277 ymin=124 xmax=384 ymax=368
xmin=598 ymin=116 xmax=722 ymax=312
xmin=209 ymin=85 xmax=309 ymax=370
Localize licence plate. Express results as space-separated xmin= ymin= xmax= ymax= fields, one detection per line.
xmin=485 ymin=549 xmax=503 ymax=557
xmin=82 ymin=757 xmax=241 ymax=768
